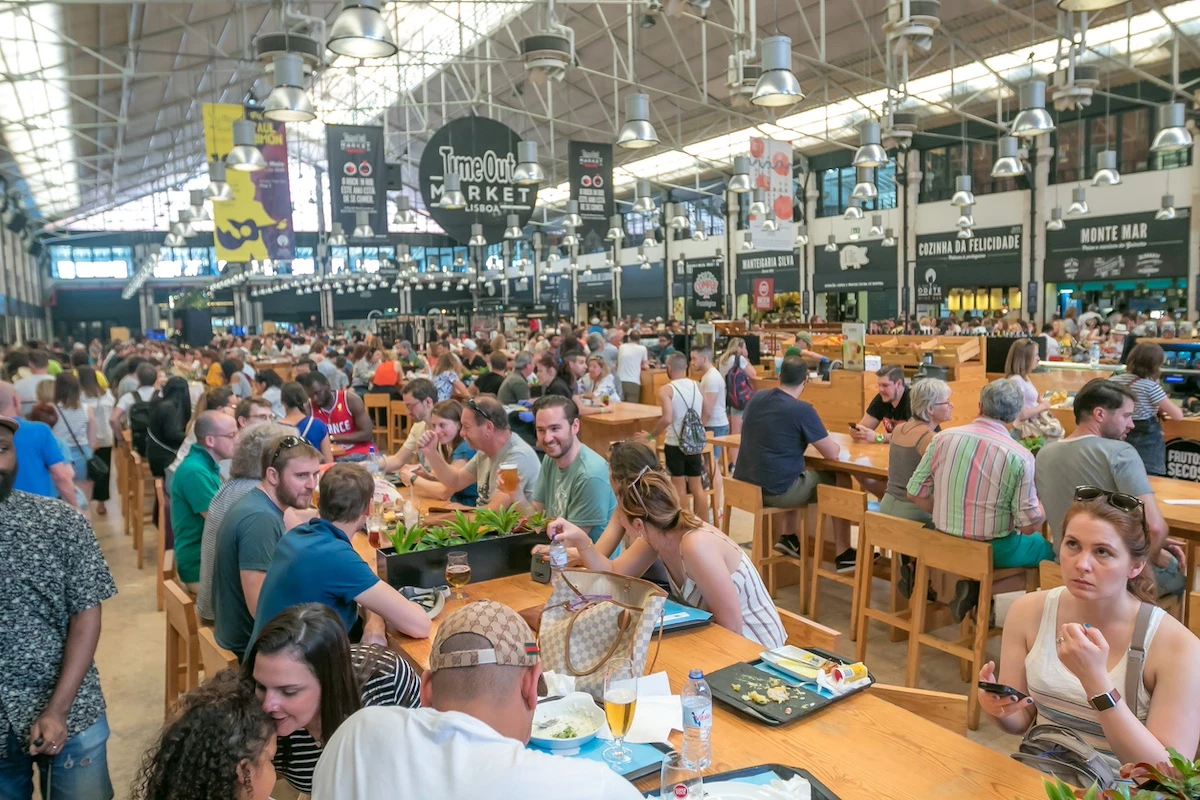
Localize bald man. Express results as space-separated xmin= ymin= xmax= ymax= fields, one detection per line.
xmin=171 ymin=410 xmax=238 ymax=591
xmin=0 ymin=382 xmax=78 ymax=505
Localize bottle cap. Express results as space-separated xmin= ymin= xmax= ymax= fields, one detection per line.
xmin=688 ymin=669 xmax=704 ymax=679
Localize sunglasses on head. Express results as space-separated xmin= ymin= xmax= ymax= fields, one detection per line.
xmin=466 ymin=398 xmax=497 ymax=426
xmin=1074 ymin=485 xmax=1147 ymax=535
xmin=269 ymin=436 xmax=303 ymax=467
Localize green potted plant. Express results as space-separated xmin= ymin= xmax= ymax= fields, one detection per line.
xmin=1044 ymin=749 xmax=1200 ymax=800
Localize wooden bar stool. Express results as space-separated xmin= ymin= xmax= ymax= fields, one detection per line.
xmin=164 ymin=579 xmax=200 ymax=716
xmin=154 ymin=479 xmax=175 ymax=612
xmin=853 ymin=512 xmax=925 ymax=666
xmin=130 ymin=453 xmax=154 ymax=569
xmin=198 ymin=626 xmax=239 ymax=678
xmin=119 ymin=446 xmax=135 ymax=538
xmin=364 ymin=393 xmax=391 ymax=452
xmin=809 ymin=485 xmax=869 ymax=638
xmin=388 ymin=400 xmax=408 ymax=452
xmin=722 ymin=477 xmax=804 ymax=603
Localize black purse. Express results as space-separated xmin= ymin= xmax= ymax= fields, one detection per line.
xmin=57 ymin=405 xmax=109 ymax=477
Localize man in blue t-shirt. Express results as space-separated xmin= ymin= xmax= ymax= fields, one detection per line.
xmin=0 ymin=383 xmax=77 ymax=504
xmin=248 ymin=464 xmax=429 ymax=654
xmin=734 ymin=356 xmax=853 ymax=570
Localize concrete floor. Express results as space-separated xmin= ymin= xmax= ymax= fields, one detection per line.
xmin=87 ymin=498 xmax=1020 ymax=798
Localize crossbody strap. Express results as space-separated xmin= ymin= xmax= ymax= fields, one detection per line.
xmin=1123 ymin=601 xmax=1154 ymax=718
xmin=56 ymin=405 xmax=87 ymax=452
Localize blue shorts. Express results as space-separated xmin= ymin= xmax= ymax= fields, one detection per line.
xmin=62 ymin=444 xmax=92 ymax=482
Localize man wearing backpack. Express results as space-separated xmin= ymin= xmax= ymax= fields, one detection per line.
xmin=641 ymin=353 xmax=709 ymax=523
xmin=110 ymin=362 xmax=159 ymax=455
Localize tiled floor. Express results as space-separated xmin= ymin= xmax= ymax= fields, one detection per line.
xmin=86 ymin=499 xmax=1021 ymax=798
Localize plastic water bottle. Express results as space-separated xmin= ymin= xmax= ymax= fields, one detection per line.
xmin=1089 ymin=343 xmax=1100 ymax=368
xmin=548 ymin=540 xmax=568 ymax=578
xmin=681 ymin=669 xmax=712 ymax=769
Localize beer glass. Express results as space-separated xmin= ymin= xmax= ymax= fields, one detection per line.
xmin=603 ymin=658 xmax=637 ymax=766
xmin=445 ymin=551 xmax=471 ymax=600
xmin=498 ymin=462 xmax=519 ymax=494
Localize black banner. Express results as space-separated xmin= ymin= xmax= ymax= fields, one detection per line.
xmin=418 ymin=116 xmax=538 ymax=245
xmin=326 ymin=125 xmax=387 ymax=241
xmin=813 ymin=239 xmax=897 ymax=292
xmin=1166 ymin=438 xmax=1200 ymax=482
xmin=915 ymin=226 xmax=1022 ymax=296
xmin=569 ymin=142 xmax=614 ymax=252
xmin=507 ymin=276 xmax=534 ymax=306
xmin=686 ymin=257 xmax=723 ymax=318
xmin=736 ymin=250 xmax=798 ymax=294
xmin=576 ymin=268 xmax=615 ymax=303
xmin=1045 ymin=209 xmax=1191 ymax=283
xmin=619 ymin=262 xmax=665 ymax=298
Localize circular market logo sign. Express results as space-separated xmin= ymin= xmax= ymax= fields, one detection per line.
xmin=419 ymin=116 xmax=538 ymax=246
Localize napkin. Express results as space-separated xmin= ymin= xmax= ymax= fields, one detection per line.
xmin=595 ymin=671 xmax=682 ymax=745
xmin=542 ymin=671 xmax=576 ymax=697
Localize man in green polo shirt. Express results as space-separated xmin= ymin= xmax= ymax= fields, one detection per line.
xmin=530 ymin=395 xmax=616 ymax=541
xmin=170 ymin=410 xmax=239 ymax=591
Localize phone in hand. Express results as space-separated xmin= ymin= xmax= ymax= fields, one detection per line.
xmin=848 ymin=423 xmax=858 ymax=431
xmin=978 ymin=681 xmax=1030 ymax=702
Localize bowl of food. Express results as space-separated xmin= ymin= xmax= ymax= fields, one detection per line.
xmin=529 ymin=692 xmax=606 ymax=755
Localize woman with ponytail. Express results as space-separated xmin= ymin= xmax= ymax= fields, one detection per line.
xmin=545 ymin=444 xmax=785 ymax=648
xmin=979 ymin=490 xmax=1200 ymax=770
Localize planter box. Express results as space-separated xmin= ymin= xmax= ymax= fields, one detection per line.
xmin=376 ymin=531 xmax=545 ymax=589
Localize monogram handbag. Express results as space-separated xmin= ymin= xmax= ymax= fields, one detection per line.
xmin=538 ymin=569 xmax=668 ymax=699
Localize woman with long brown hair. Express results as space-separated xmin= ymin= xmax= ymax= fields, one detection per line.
xmin=78 ymin=365 xmax=115 ymax=515
xmin=51 ymin=372 xmax=97 ymax=503
xmin=1111 ymin=341 xmax=1183 ymax=476
xmin=1004 ymin=338 xmax=1047 ymax=422
xmin=403 ymin=399 xmax=477 ymax=506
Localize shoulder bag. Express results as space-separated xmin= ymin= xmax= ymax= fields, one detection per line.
xmin=57 ymin=405 xmax=108 ymax=477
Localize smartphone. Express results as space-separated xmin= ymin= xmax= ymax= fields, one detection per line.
xmin=978 ymin=681 xmax=1030 ymax=702
xmin=848 ymin=423 xmax=858 ymax=431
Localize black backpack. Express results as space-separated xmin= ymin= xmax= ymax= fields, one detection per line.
xmin=128 ymin=391 xmax=156 ymax=457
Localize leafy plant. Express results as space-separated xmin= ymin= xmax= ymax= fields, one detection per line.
xmin=1044 ymin=748 xmax=1200 ymax=800
xmin=476 ymin=504 xmax=524 ymax=536
xmin=522 ymin=510 xmax=550 ymax=533
xmin=420 ymin=526 xmax=465 ymax=550
xmin=441 ymin=510 xmax=490 ymax=544
xmin=386 ymin=522 xmax=426 ymax=554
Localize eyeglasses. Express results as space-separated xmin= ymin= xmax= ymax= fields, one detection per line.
xmin=269 ymin=436 xmax=303 ymax=467
xmin=466 ymin=397 xmax=497 ymax=426
xmin=1074 ymin=485 xmax=1147 ymax=536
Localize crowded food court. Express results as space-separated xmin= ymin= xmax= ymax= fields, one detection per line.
xmin=2 ymin=1 xmax=1200 ymax=799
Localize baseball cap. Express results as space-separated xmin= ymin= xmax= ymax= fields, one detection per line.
xmin=429 ymin=600 xmax=540 ymax=672
xmin=0 ymin=416 xmax=17 ymax=433
xmin=462 ymin=339 xmax=478 ymax=351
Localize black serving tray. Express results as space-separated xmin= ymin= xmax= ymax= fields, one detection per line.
xmin=643 ymin=763 xmax=840 ymax=799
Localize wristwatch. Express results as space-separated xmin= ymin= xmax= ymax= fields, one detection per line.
xmin=1088 ymin=688 xmax=1121 ymax=712
xmin=875 ymin=433 xmax=884 ymax=443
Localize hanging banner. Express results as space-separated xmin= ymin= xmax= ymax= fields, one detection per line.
xmin=418 ymin=116 xmax=538 ymax=246
xmin=576 ymin=268 xmax=615 ymax=303
xmin=736 ymin=251 xmax=798 ymax=294
xmin=569 ymin=142 xmax=614 ymax=251
xmin=507 ymin=276 xmax=534 ymax=306
xmin=752 ymin=277 xmax=775 ymax=310
xmin=1045 ymin=209 xmax=1190 ymax=283
xmin=747 ymin=137 xmax=794 ymax=251
xmin=916 ymin=226 xmax=1022 ymax=291
xmin=812 ymin=239 xmax=897 ymax=292
xmin=326 ymin=125 xmax=387 ymax=241
xmin=688 ymin=256 xmax=724 ymax=318
xmin=202 ymin=103 xmax=294 ymax=263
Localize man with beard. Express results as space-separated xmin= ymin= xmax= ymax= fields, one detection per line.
xmin=212 ymin=435 xmax=321 ymax=658
xmin=299 ymin=371 xmax=375 ymax=460
xmin=529 ymin=396 xmax=615 ymax=541
xmin=1035 ymin=378 xmax=1185 ymax=598
xmin=0 ymin=414 xmax=118 ymax=797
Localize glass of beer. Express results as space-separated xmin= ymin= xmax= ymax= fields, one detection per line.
xmin=498 ymin=462 xmax=519 ymax=495
xmin=602 ymin=658 xmax=638 ymax=766
xmin=445 ymin=551 xmax=471 ymax=600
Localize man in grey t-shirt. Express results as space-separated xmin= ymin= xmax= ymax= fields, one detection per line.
xmin=497 ymin=352 xmax=534 ymax=405
xmin=1035 ymin=378 xmax=1184 ymax=596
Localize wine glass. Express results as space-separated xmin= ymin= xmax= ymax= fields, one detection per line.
xmin=602 ymin=658 xmax=637 ymax=766
xmin=445 ymin=551 xmax=471 ymax=600
xmin=659 ymin=750 xmax=703 ymax=799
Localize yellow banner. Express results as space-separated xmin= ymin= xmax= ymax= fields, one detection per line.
xmin=202 ymin=103 xmax=295 ymax=263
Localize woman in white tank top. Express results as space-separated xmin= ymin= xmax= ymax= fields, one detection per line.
xmin=978 ymin=492 xmax=1200 ymax=770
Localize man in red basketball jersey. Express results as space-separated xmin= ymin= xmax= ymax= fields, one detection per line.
xmin=298 ymin=372 xmax=376 ymax=460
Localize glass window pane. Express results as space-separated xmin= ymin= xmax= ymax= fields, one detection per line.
xmin=1121 ymin=108 xmax=1149 ymax=174
xmin=838 ymin=167 xmax=855 ymax=214
xmin=875 ymin=162 xmax=897 ymax=210
xmin=819 ymin=169 xmax=839 ymax=217
xmin=920 ymin=147 xmax=953 ymax=202
xmin=1055 ymin=119 xmax=1084 ymax=184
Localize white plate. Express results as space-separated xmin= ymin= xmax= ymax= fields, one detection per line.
xmin=529 ymin=692 xmax=605 ymax=754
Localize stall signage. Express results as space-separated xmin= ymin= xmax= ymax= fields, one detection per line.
xmin=747 ymin=137 xmax=794 ymax=250
xmin=576 ymin=268 xmax=614 ymax=303
xmin=508 ymin=276 xmax=534 ymax=305
xmin=752 ymin=277 xmax=775 ymax=310
xmin=915 ymin=226 xmax=1022 ymax=287
xmin=915 ymin=267 xmax=944 ymax=304
xmin=418 ymin=116 xmax=538 ymax=245
xmin=1045 ymin=210 xmax=1190 ymax=282
xmin=691 ymin=264 xmax=723 ymax=316
xmin=326 ymin=125 xmax=387 ymax=242
xmin=813 ymin=239 xmax=896 ymax=292
xmin=568 ymin=142 xmax=614 ymax=250
xmin=736 ymin=251 xmax=798 ymax=294
xmin=1166 ymin=439 xmax=1200 ymax=482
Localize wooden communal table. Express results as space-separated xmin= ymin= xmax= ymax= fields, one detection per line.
xmin=385 ymin=574 xmax=1045 ymax=800
xmin=709 ymin=431 xmax=890 ymax=481
xmin=578 ymin=402 xmax=663 ymax=455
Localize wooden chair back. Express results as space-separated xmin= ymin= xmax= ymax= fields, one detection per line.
xmin=364 ymin=393 xmax=391 ymax=452
xmin=389 ymin=400 xmax=408 ymax=452
xmin=164 ymin=579 xmax=200 ymax=715
xmin=810 ymin=486 xmax=870 ymax=625
xmin=918 ymin=529 xmax=992 ymax=581
xmin=871 ymin=685 xmax=968 ymax=737
xmin=723 ymin=477 xmax=766 ymax=514
xmin=776 ymin=607 xmax=841 ymax=652
xmin=1039 ymin=560 xmax=1064 ymax=590
xmin=816 ymin=484 xmax=869 ymax=525
xmin=198 ymin=626 xmax=239 ymax=678
xmin=861 ymin=512 xmax=925 ymax=559
xmin=154 ymin=479 xmax=173 ymax=611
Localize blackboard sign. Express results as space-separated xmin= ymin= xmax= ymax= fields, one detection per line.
xmin=915 ymin=226 xmax=1022 ymax=290
xmin=576 ymin=268 xmax=615 ymax=303
xmin=813 ymin=240 xmax=897 ymax=292
xmin=507 ymin=276 xmax=534 ymax=305
xmin=736 ymin=250 xmax=798 ymax=294
xmin=1166 ymin=438 xmax=1200 ymax=482
xmin=1045 ymin=209 xmax=1190 ymax=283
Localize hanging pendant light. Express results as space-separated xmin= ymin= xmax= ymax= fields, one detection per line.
xmin=848 ymin=229 xmax=860 ymax=241
xmin=752 ymin=35 xmax=803 ymax=107
xmin=1046 ymin=207 xmax=1065 ymax=231
xmin=605 ymin=214 xmax=625 ymax=241
xmin=263 ymin=53 xmax=316 ymax=122
xmin=741 ymin=231 xmax=754 ymax=251
xmin=352 ymin=211 xmax=375 ymax=238
xmin=512 ymin=141 xmax=545 ymax=185
xmin=851 ymin=166 xmax=877 ymax=201
xmin=226 ymin=119 xmax=266 ymax=172
xmin=638 ymin=246 xmax=651 ymax=268
xmin=453 ymin=254 xmax=466 ymax=268
xmin=870 ymin=214 xmax=884 ymax=236
xmin=617 ymin=93 xmax=659 ymax=149
xmin=760 ymin=210 xmax=778 ymax=232
xmin=668 ymin=203 xmax=689 ymax=231
xmin=955 ymin=204 xmax=974 ymax=229
xmin=728 ymin=155 xmax=752 ymax=193
xmin=163 ymin=231 xmax=185 ymax=248
xmin=1056 ymin=0 xmax=1127 ymax=10
xmin=188 ymin=190 xmax=210 ymax=221
xmin=950 ymin=175 xmax=975 ymax=207
xmin=563 ymin=200 xmax=583 ymax=228
xmin=824 ymin=235 xmax=837 ymax=253
xmin=882 ymin=228 xmax=896 ymax=247
xmin=794 ymin=223 xmax=809 ymax=246
xmin=437 ymin=172 xmax=466 ymax=210
xmin=1092 ymin=150 xmax=1121 ymax=186
xmin=393 ymin=196 xmax=416 ymax=225
xmin=642 ymin=228 xmax=658 ymax=248
xmin=396 ymin=243 xmax=413 ymax=266
xmin=205 ymin=161 xmax=234 ymax=202
xmin=692 ymin=228 xmax=707 ymax=241
xmin=327 ymin=0 xmax=398 ymax=59
xmin=561 ymin=225 xmax=578 ymax=248
xmin=503 ymin=214 xmax=522 ymax=240
xmin=469 ymin=223 xmax=487 ymax=247
xmin=1010 ymin=81 xmax=1055 ymax=139
xmin=957 ymin=227 xmax=974 ymax=240
xmin=1068 ymin=186 xmax=1089 ymax=215
xmin=991 ymin=136 xmax=1025 ymax=178
xmin=171 ymin=210 xmax=195 ymax=238
xmin=1155 ymin=194 xmax=1177 ymax=221
xmin=328 ymin=222 xmax=347 ymax=245
xmin=843 ymin=199 xmax=863 ymax=220
xmin=852 ymin=121 xmax=889 ymax=168
xmin=1150 ymin=103 xmax=1193 ymax=153
xmin=748 ymin=188 xmax=768 ymax=216
xmin=631 ymin=180 xmax=656 ymax=213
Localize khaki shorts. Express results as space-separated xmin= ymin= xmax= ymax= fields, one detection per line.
xmin=763 ymin=470 xmax=836 ymax=508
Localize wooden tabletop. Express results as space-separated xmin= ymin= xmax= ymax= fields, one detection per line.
xmin=386 ymin=575 xmax=1045 ymax=799
xmin=711 ymin=431 xmax=890 ymax=479
xmin=1149 ymin=477 xmax=1200 ymax=539
xmin=579 ymin=401 xmax=663 ymax=425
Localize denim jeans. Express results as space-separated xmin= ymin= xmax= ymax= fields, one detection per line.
xmin=0 ymin=715 xmax=113 ymax=800
xmin=706 ymin=424 xmax=731 ymax=461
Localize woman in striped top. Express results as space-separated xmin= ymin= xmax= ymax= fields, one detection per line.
xmin=978 ymin=494 xmax=1200 ymax=770
xmin=244 ymin=604 xmax=421 ymax=795
xmin=548 ymin=450 xmax=785 ymax=649
xmin=1111 ymin=342 xmax=1182 ymax=476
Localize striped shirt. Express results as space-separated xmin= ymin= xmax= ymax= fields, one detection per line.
xmin=1108 ymin=373 xmax=1166 ymax=421
xmin=907 ymin=417 xmax=1041 ymax=541
xmin=276 ymin=644 xmax=421 ymax=794
xmin=195 ymin=478 xmax=259 ymax=621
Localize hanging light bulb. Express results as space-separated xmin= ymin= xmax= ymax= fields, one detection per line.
xmin=1150 ymin=103 xmax=1193 ymax=153
xmin=503 ymin=214 xmax=522 ymax=240
xmin=351 ymin=211 xmax=375 ymax=238
xmin=396 ymin=243 xmax=413 ymax=266
xmin=848 ymin=229 xmax=860 ymax=241
xmin=1010 ymin=81 xmax=1055 ymax=139
xmin=957 ymin=227 xmax=974 ymax=240
xmin=760 ymin=210 xmax=778 ymax=232
xmin=741 ymin=231 xmax=754 ymax=251
xmin=437 ymin=172 xmax=466 ymax=210
xmin=752 ymin=35 xmax=803 ymax=107
xmin=955 ymin=204 xmax=974 ymax=229
xmin=668 ymin=203 xmax=689 ymax=231
xmin=1155 ymin=194 xmax=1177 ymax=221
xmin=605 ymin=214 xmax=625 ymax=241
xmin=1056 ymin=0 xmax=1128 ymax=10
xmin=327 ymin=0 xmax=398 ymax=59
xmin=642 ymin=229 xmax=658 ymax=248
xmin=1067 ymin=187 xmax=1089 ymax=215
xmin=824 ymin=235 xmax=838 ymax=253
xmin=632 ymin=180 xmax=656 ymax=214
xmin=393 ymin=196 xmax=416 ymax=225
xmin=328 ymin=222 xmax=347 ymax=246
xmin=263 ymin=53 xmax=316 ymax=122
xmin=869 ymin=214 xmax=884 ymax=236
xmin=843 ymin=199 xmax=863 ymax=220
xmin=950 ymin=175 xmax=975 ymax=207
xmin=512 ymin=141 xmax=545 ymax=185
xmin=616 ymin=93 xmax=659 ymax=149
xmin=851 ymin=167 xmax=877 ymax=201
xmin=561 ymin=225 xmax=578 ymax=248
xmin=748 ymin=188 xmax=768 ymax=216
xmin=226 ymin=119 xmax=266 ymax=172
xmin=563 ymin=200 xmax=583 ymax=228
xmin=794 ymin=223 xmax=809 ymax=246
xmin=1091 ymin=150 xmax=1121 ymax=186
xmin=691 ymin=228 xmax=707 ymax=241
xmin=728 ymin=155 xmax=753 ymax=195
xmin=852 ymin=121 xmax=889 ymax=168
xmin=205 ymin=160 xmax=234 ymax=202
xmin=171 ymin=210 xmax=195 ymax=238
xmin=188 ymin=190 xmax=210 ymax=221
xmin=469 ymin=223 xmax=487 ymax=247
xmin=991 ymin=136 xmax=1025 ymax=178
xmin=882 ymin=228 xmax=896 ymax=247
